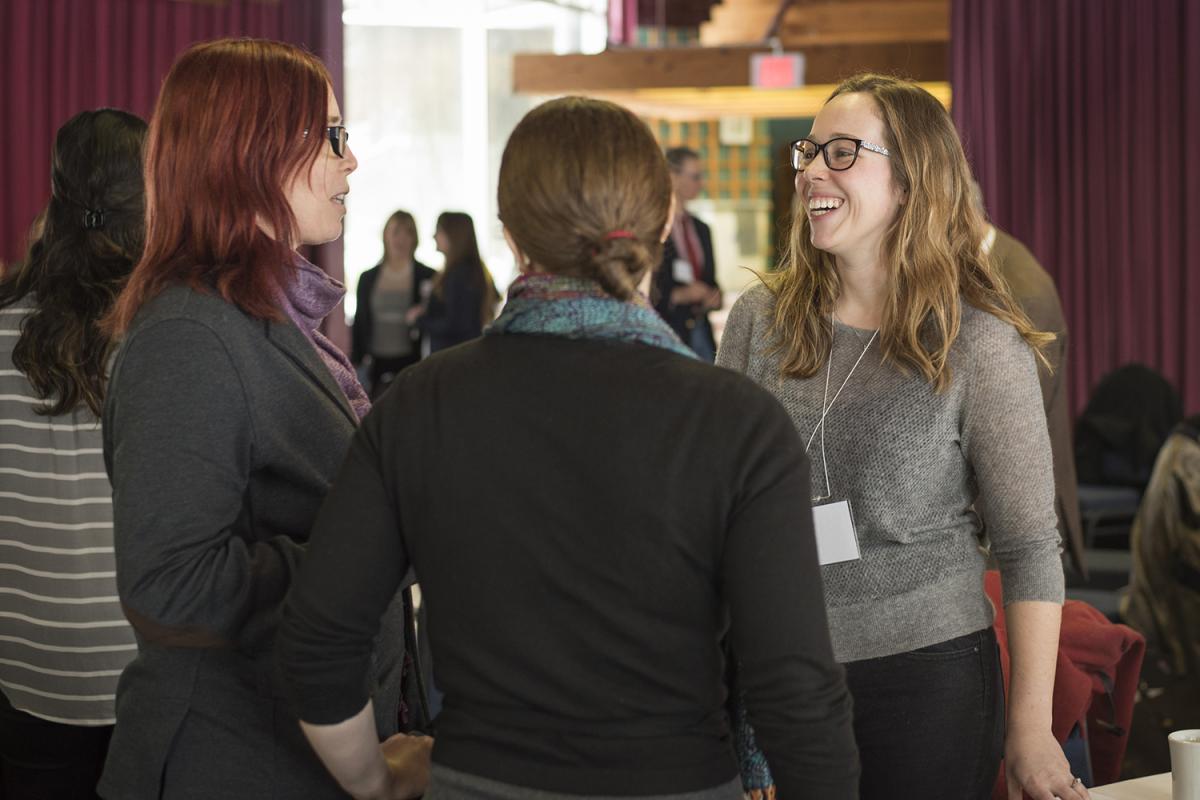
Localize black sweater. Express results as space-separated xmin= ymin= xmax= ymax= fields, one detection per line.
xmin=278 ymin=334 xmax=858 ymax=798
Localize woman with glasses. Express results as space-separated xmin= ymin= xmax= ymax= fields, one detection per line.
xmin=407 ymin=211 xmax=498 ymax=353
xmin=718 ymin=74 xmax=1081 ymax=800
xmin=98 ymin=39 xmax=425 ymax=799
xmin=278 ymin=96 xmax=859 ymax=800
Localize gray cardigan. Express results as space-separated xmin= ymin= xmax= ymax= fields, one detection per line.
xmin=717 ymin=284 xmax=1064 ymax=663
xmin=99 ymin=285 xmax=403 ymax=799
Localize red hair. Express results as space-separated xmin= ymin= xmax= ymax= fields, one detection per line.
xmin=105 ymin=38 xmax=330 ymax=334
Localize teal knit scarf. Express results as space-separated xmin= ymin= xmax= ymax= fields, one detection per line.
xmin=485 ymin=273 xmax=697 ymax=359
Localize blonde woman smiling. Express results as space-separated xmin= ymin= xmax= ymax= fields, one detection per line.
xmin=718 ymin=74 xmax=1083 ymax=800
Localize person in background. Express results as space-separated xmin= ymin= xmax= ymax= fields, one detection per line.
xmin=278 ymin=95 xmax=858 ymax=800
xmin=652 ymin=146 xmax=722 ymax=361
xmin=97 ymin=38 xmax=424 ymax=799
xmin=352 ymin=210 xmax=435 ymax=397
xmin=718 ymin=74 xmax=1082 ymax=800
xmin=974 ymin=184 xmax=1086 ymax=577
xmin=0 ymin=108 xmax=145 ymax=800
xmin=1121 ymin=414 xmax=1200 ymax=678
xmin=407 ymin=211 xmax=497 ymax=353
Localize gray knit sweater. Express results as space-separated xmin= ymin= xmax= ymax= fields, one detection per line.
xmin=717 ymin=284 xmax=1065 ymax=663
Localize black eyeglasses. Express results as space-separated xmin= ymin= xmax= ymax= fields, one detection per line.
xmin=304 ymin=125 xmax=350 ymax=158
xmin=790 ymin=137 xmax=890 ymax=172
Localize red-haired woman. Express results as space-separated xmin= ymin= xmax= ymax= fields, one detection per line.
xmin=98 ymin=39 xmax=429 ymax=799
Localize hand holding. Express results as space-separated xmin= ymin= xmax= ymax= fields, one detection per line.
xmin=671 ymin=283 xmax=709 ymax=306
xmin=375 ymin=733 xmax=433 ymax=800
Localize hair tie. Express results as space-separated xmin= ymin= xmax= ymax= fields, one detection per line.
xmin=83 ymin=209 xmax=106 ymax=230
xmin=603 ymin=229 xmax=635 ymax=241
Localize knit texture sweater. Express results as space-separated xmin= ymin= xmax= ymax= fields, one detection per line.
xmin=278 ymin=333 xmax=860 ymax=798
xmin=717 ymin=284 xmax=1065 ymax=663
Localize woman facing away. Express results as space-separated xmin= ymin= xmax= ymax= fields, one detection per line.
xmin=97 ymin=38 xmax=425 ymax=799
xmin=717 ymin=74 xmax=1084 ymax=800
xmin=351 ymin=210 xmax=435 ymax=397
xmin=0 ymin=108 xmax=145 ymax=800
xmin=277 ymin=96 xmax=859 ymax=800
xmin=407 ymin=211 xmax=497 ymax=353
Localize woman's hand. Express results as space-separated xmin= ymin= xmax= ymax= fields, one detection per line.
xmin=1004 ymin=726 xmax=1089 ymax=800
xmin=404 ymin=305 xmax=425 ymax=325
xmin=1003 ymin=601 xmax=1085 ymax=800
xmin=374 ymin=733 xmax=433 ymax=800
xmin=670 ymin=283 xmax=711 ymax=306
xmin=299 ymin=704 xmax=432 ymax=800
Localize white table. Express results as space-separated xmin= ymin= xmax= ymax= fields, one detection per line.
xmin=1090 ymin=772 xmax=1172 ymax=799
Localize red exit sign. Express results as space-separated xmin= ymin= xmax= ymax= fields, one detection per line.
xmin=750 ymin=53 xmax=806 ymax=88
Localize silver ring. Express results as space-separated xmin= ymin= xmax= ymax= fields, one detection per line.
xmin=1072 ymin=777 xmax=1082 ymax=786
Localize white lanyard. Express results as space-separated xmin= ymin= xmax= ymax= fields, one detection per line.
xmin=805 ymin=313 xmax=878 ymax=503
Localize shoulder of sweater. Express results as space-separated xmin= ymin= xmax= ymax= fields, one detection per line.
xmin=993 ymin=233 xmax=1059 ymax=299
xmin=730 ymin=281 xmax=776 ymax=317
xmin=959 ymin=302 xmax=1023 ymax=343
xmin=954 ymin=302 xmax=1038 ymax=376
xmin=126 ymin=284 xmax=262 ymax=347
xmin=412 ymin=334 xmax=780 ymax=403
xmin=993 ymin=229 xmax=1040 ymax=267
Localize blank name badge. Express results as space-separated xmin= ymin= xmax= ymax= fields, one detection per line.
xmin=672 ymin=258 xmax=695 ymax=284
xmin=811 ymin=500 xmax=861 ymax=566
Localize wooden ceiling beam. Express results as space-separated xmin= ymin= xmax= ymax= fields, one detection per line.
xmin=512 ymin=41 xmax=948 ymax=93
xmin=701 ymin=0 xmax=948 ymax=47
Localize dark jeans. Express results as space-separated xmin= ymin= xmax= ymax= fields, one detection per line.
xmin=0 ymin=691 xmax=111 ymax=800
xmin=845 ymin=628 xmax=1005 ymax=800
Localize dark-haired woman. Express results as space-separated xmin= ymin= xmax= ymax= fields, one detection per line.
xmin=0 ymin=109 xmax=144 ymax=800
xmin=408 ymin=211 xmax=497 ymax=353
xmin=352 ymin=210 xmax=435 ymax=397
xmin=278 ymin=96 xmax=858 ymax=799
xmin=98 ymin=39 xmax=425 ymax=799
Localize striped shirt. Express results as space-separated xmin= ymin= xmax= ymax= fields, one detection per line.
xmin=0 ymin=304 xmax=136 ymax=725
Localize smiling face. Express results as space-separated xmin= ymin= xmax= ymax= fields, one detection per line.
xmin=796 ymin=91 xmax=905 ymax=270
xmin=286 ymin=86 xmax=357 ymax=247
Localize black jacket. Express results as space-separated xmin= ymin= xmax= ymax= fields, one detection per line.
xmin=417 ymin=263 xmax=490 ymax=353
xmin=100 ymin=285 xmax=405 ymax=799
xmin=351 ymin=260 xmax=436 ymax=365
xmin=652 ymin=213 xmax=719 ymax=351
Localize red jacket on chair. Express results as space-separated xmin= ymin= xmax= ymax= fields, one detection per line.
xmin=985 ymin=571 xmax=1145 ymax=796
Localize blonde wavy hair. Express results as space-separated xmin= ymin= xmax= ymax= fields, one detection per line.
xmin=768 ymin=73 xmax=1052 ymax=391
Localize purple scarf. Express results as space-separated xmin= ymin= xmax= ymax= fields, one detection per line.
xmin=277 ymin=255 xmax=371 ymax=421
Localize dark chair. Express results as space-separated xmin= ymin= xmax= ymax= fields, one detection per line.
xmin=1074 ymin=364 xmax=1182 ymax=550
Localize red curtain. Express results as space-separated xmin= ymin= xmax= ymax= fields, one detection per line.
xmin=0 ymin=0 xmax=348 ymax=348
xmin=951 ymin=0 xmax=1200 ymax=415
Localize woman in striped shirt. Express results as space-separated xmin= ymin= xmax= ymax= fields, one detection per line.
xmin=0 ymin=108 xmax=146 ymax=799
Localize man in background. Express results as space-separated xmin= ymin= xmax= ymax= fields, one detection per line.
xmin=653 ymin=147 xmax=721 ymax=361
xmin=979 ymin=202 xmax=1087 ymax=577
